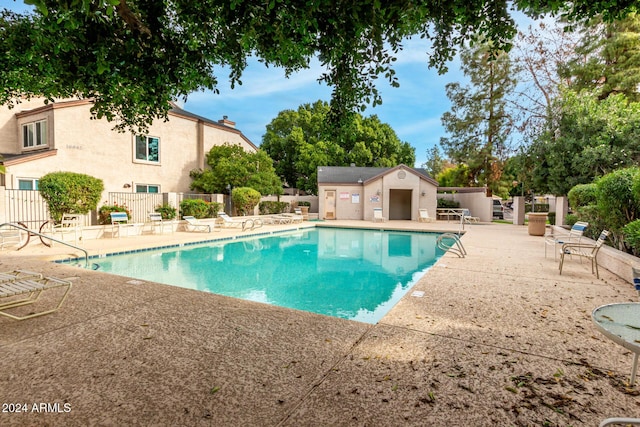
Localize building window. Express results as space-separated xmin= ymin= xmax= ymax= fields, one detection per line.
xmin=136 ymin=184 xmax=160 ymax=193
xmin=17 ymin=178 xmax=39 ymax=190
xmin=135 ymin=135 xmax=160 ymax=163
xmin=22 ymin=120 xmax=47 ymax=149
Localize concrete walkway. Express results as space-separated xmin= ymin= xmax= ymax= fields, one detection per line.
xmin=1 ymin=221 xmax=639 ymax=426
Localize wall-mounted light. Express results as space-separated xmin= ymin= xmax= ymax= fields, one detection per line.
xmin=421 ymin=191 xmax=426 ymax=197
xmin=376 ymin=189 xmax=381 ymax=196
xmin=123 ymin=183 xmax=132 ymax=189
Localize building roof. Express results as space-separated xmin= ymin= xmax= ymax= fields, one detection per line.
xmin=317 ymin=164 xmax=438 ymax=186
xmin=0 ymin=149 xmax=57 ymax=166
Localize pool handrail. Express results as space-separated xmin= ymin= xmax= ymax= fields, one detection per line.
xmin=0 ymin=222 xmax=89 ymax=268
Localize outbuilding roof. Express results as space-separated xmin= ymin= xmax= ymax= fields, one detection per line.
xmin=317 ymin=164 xmax=438 ymax=186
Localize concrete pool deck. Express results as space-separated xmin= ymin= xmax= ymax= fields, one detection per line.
xmin=1 ymin=220 xmax=639 ymax=426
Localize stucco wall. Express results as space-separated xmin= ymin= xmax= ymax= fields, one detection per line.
xmin=318 ymin=167 xmax=438 ymax=221
xmin=1 ymin=99 xmax=256 ymax=204
xmin=438 ymin=191 xmax=493 ymax=222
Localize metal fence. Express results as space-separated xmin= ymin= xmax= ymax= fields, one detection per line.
xmin=106 ymin=192 xmax=165 ymax=223
xmin=3 ymin=189 xmax=51 ymax=230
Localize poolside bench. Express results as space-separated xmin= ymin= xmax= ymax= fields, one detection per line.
xmin=110 ymin=212 xmax=143 ymax=238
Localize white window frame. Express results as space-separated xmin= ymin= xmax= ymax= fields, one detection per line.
xmin=17 ymin=178 xmax=39 ymax=190
xmin=135 ymin=184 xmax=160 ymax=193
xmin=134 ymin=135 xmax=160 ymax=164
xmin=22 ymin=120 xmax=48 ymax=149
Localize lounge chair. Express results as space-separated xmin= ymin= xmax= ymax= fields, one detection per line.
xmin=559 ymin=230 xmax=610 ymax=279
xmin=544 ymin=221 xmax=588 ymax=258
xmin=281 ymin=210 xmax=303 ymax=224
xmin=183 ymin=216 xmax=215 ymax=232
xmin=0 ymin=274 xmax=73 ymax=320
xmin=599 ymin=418 xmax=640 ymax=426
xmin=372 ymin=207 xmax=386 ymax=222
xmin=462 ymin=209 xmax=479 ymax=223
xmin=218 ymin=212 xmax=262 ymax=230
xmin=418 ymin=209 xmax=435 ymax=223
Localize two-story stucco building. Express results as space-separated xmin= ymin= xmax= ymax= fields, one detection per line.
xmin=0 ymin=98 xmax=257 ymax=196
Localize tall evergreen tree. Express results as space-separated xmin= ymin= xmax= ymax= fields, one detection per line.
xmin=560 ymin=13 xmax=640 ymax=102
xmin=440 ymin=41 xmax=516 ymax=192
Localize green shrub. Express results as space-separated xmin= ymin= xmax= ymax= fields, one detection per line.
xmin=565 ymin=214 xmax=579 ymax=227
xmin=297 ymin=201 xmax=311 ymax=207
xmin=547 ymin=212 xmax=556 ymax=225
xmin=179 ymin=199 xmax=210 ymax=219
xmin=98 ymin=203 xmax=130 ymax=225
xmin=437 ymin=198 xmax=459 ymax=208
xmin=259 ymin=201 xmax=289 ymax=214
xmin=232 ymin=187 xmax=261 ymax=215
xmin=207 ymin=202 xmax=223 ymax=218
xmin=596 ymin=167 xmax=640 ymax=234
xmin=39 ymin=172 xmax=104 ymax=222
xmin=623 ymin=219 xmax=640 ymax=254
xmin=568 ymin=183 xmax=597 ymax=209
xmin=155 ymin=203 xmax=177 ymax=220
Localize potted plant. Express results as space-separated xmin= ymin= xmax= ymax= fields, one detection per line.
xmin=297 ymin=201 xmax=311 ymax=220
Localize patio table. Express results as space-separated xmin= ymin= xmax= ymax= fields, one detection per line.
xmin=592 ymin=303 xmax=640 ymax=385
xmin=436 ymin=208 xmax=465 ymax=222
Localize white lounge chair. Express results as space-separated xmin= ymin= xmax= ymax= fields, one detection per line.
xmin=559 ymin=230 xmax=610 ymax=279
xmin=183 ymin=216 xmax=215 ymax=232
xmin=372 ymin=207 xmax=386 ymax=222
xmin=0 ymin=274 xmax=73 ymax=320
xmin=544 ymin=221 xmax=588 ymax=258
xmin=418 ymin=209 xmax=435 ymax=223
xmin=218 ymin=212 xmax=262 ymax=230
xmin=462 ymin=209 xmax=479 ymax=223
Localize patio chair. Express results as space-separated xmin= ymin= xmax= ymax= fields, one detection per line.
xmin=148 ymin=212 xmax=173 ymax=234
xmin=183 ymin=216 xmax=214 ymax=233
xmin=544 ymin=221 xmax=588 ymax=259
xmin=559 ymin=230 xmax=610 ymax=279
xmin=0 ymin=274 xmax=73 ymax=320
xmin=633 ymin=266 xmax=640 ymax=295
xmin=418 ymin=209 xmax=435 ymax=223
xmin=40 ymin=213 xmax=83 ymax=245
xmin=110 ymin=212 xmax=142 ymax=238
xmin=372 ymin=207 xmax=386 ymax=222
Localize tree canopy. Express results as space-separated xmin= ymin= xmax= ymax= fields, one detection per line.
xmin=190 ymin=143 xmax=282 ymax=196
xmin=1 ymin=1 xmax=637 ymax=131
xmin=261 ymin=100 xmax=415 ymax=194
xmin=528 ymin=90 xmax=640 ymax=195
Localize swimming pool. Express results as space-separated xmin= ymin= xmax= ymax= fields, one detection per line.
xmin=89 ymin=227 xmax=447 ymax=323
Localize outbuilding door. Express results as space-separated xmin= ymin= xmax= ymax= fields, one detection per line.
xmin=324 ymin=190 xmax=336 ymax=219
xmin=389 ymin=189 xmax=412 ymax=220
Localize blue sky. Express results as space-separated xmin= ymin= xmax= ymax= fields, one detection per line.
xmin=183 ymin=37 xmax=463 ymax=167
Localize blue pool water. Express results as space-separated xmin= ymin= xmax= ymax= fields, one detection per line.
xmin=90 ymin=228 xmax=447 ymax=323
